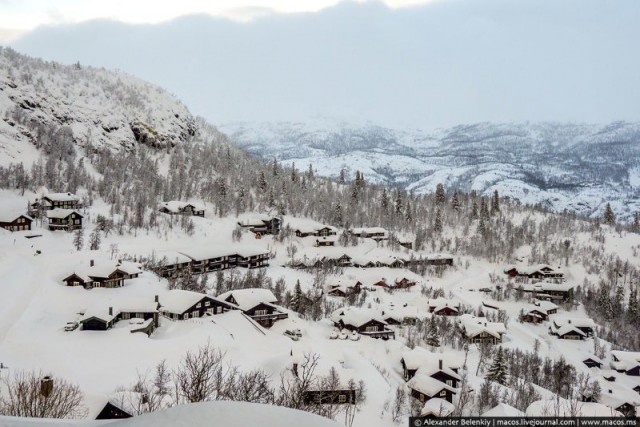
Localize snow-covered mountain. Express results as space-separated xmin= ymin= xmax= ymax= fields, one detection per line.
xmin=0 ymin=47 xmax=196 ymax=164
xmin=221 ymin=120 xmax=640 ymax=222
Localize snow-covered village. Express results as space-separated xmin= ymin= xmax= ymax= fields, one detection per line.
xmin=1 ymin=1 xmax=640 ymax=426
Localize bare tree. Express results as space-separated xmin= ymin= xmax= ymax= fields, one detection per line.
xmin=174 ymin=343 xmax=228 ymax=403
xmin=390 ymin=386 xmax=407 ymax=424
xmin=0 ymin=371 xmax=86 ymax=419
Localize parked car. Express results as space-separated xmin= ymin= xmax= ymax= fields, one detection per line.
xmin=349 ymin=331 xmax=360 ymax=341
xmin=64 ymin=321 xmax=79 ymax=332
xmin=284 ymin=330 xmax=300 ymax=341
xmin=129 ymin=318 xmax=145 ymax=325
xmin=329 ymin=330 xmax=339 ymax=340
xmin=338 ymin=331 xmax=349 ymax=340
xmin=478 ymin=287 xmax=492 ymax=293
xmin=289 ymin=328 xmax=303 ymax=338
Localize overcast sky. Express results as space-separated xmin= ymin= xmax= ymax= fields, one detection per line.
xmin=4 ymin=0 xmax=640 ymax=128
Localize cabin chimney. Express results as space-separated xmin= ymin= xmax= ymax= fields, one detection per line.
xmin=40 ymin=376 xmax=53 ymax=397
xmin=108 ymin=307 xmax=113 ymax=316
xmin=609 ymin=389 xmax=612 ymax=394
xmin=439 ymin=359 xmax=443 ymax=370
xmin=568 ymin=319 xmax=572 ymax=324
xmin=90 ymin=259 xmax=94 ymax=267
xmin=155 ymin=295 xmax=159 ymax=303
xmin=292 ymin=363 xmax=299 ymax=377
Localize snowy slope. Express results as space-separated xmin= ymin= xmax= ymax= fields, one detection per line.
xmin=221 ymin=120 xmax=640 ymax=222
xmin=0 ymin=401 xmax=343 ymax=426
xmin=0 ymin=47 xmax=196 ymax=164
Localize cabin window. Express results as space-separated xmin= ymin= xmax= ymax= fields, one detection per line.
xmin=338 ymin=395 xmax=347 ymax=403
xmin=205 ymin=301 xmax=211 ymax=307
xmin=446 ymin=380 xmax=453 ymax=386
xmin=196 ymin=303 xmax=201 ymax=308
xmin=183 ymin=314 xmax=188 ymax=320
xmin=440 ymin=391 xmax=447 ymax=397
xmin=122 ymin=313 xmax=130 ymax=320
xmin=206 ymin=308 xmax=214 ymax=315
xmin=365 ymin=326 xmax=378 ymax=332
xmin=314 ymin=394 xmax=322 ymax=404
xmin=216 ymin=306 xmax=223 ymax=314
xmin=254 ymin=309 xmax=268 ymax=316
xmin=173 ymin=314 xmax=178 ymax=319
xmin=74 ymin=219 xmax=80 ymax=224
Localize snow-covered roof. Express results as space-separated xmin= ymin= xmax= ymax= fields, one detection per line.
xmin=179 ymin=244 xmax=269 ymax=262
xmin=555 ymin=325 xmax=586 ymax=337
xmin=401 ymin=347 xmax=462 ymax=380
xmin=552 ymin=317 xmax=596 ymax=329
xmin=380 ymin=304 xmax=424 ymax=322
xmin=160 ymin=290 xmax=230 ymax=314
xmin=237 ymin=213 xmax=274 ymax=226
xmin=407 ymin=372 xmax=456 ymax=397
xmin=350 ymin=226 xmax=387 ymax=235
xmin=118 ymin=298 xmax=159 ymax=313
xmin=534 ymin=300 xmax=558 ymax=312
xmin=288 ymin=217 xmax=338 ymax=234
xmin=161 ymin=200 xmax=205 ymax=213
xmin=610 ymin=351 xmax=640 ymax=371
xmin=429 ymin=298 xmax=459 ymax=313
xmin=42 ymin=192 xmax=80 ymax=202
xmin=155 ymin=250 xmax=192 ymax=266
xmin=217 ymin=288 xmax=277 ymax=311
xmin=330 ymin=307 xmax=387 ymax=328
xmin=458 ymin=314 xmax=506 ymax=338
xmin=526 ymin=399 xmax=623 ymax=417
xmin=482 ymin=402 xmax=525 ymax=417
xmin=420 ymin=398 xmax=454 ymax=417
xmin=66 ymin=259 xmax=139 ymax=281
xmin=46 ymin=208 xmax=82 ymax=219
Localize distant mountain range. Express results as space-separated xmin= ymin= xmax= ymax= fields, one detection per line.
xmin=221 ymin=120 xmax=640 ymax=222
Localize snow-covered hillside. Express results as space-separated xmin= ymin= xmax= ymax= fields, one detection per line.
xmin=221 ymin=120 xmax=640 ymax=222
xmin=0 ymin=47 xmax=196 ymax=164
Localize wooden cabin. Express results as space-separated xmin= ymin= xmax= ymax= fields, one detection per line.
xmin=0 ymin=214 xmax=32 ymax=232
xmin=218 ymin=288 xmax=287 ymax=328
xmin=46 ymin=209 xmax=83 ymax=231
xmin=159 ymin=201 xmax=205 ymax=217
xmin=160 ymin=290 xmax=236 ymax=320
xmin=40 ymin=192 xmax=81 ymax=210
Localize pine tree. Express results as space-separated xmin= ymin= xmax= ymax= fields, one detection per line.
xmin=470 ymin=201 xmax=479 ymax=220
xmin=257 ymin=171 xmax=267 ymax=191
xmin=73 ymin=228 xmax=84 ymax=251
xmin=405 ymin=201 xmax=412 ymax=223
xmin=395 ymin=192 xmax=403 ymax=215
xmin=272 ymin=158 xmax=279 ymax=176
xmin=425 ymin=317 xmax=440 ymax=347
xmin=381 ymin=188 xmax=389 ymax=212
xmin=290 ymin=163 xmax=298 ymax=182
xmin=633 ymin=211 xmax=640 ymax=233
xmin=268 ymin=190 xmax=275 ymax=207
xmin=486 ymin=347 xmax=508 ymax=385
xmin=291 ymin=280 xmax=304 ymax=313
xmin=88 ymin=229 xmax=101 ymax=250
xmin=434 ymin=209 xmax=443 ymax=233
xmin=480 ymin=198 xmax=490 ymax=221
xmin=478 ymin=216 xmax=486 ymax=237
xmin=491 ymin=190 xmax=500 ymax=215
xmin=451 ymin=191 xmax=461 ymax=212
xmin=628 ymin=287 xmax=638 ymax=321
xmin=338 ymin=169 xmax=345 ymax=184
xmin=334 ymin=202 xmax=343 ymax=224
xmin=307 ymin=163 xmax=314 ymax=180
xmin=603 ymin=203 xmax=615 ymax=225
xmin=435 ymin=183 xmax=446 ymax=205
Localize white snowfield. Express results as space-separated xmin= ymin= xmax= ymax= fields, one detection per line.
xmin=0 ymin=401 xmax=344 ymax=426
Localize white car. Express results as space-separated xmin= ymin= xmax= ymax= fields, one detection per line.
xmin=64 ymin=321 xmax=79 ymax=332
xmin=338 ymin=331 xmax=349 ymax=340
xmin=349 ymin=331 xmax=360 ymax=341
xmin=329 ymin=330 xmax=339 ymax=340
xmin=129 ymin=318 xmax=145 ymax=325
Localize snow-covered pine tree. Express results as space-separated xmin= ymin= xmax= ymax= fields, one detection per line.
xmin=603 ymin=202 xmax=615 ymax=225
xmin=88 ymin=229 xmax=101 ymax=250
xmin=435 ymin=183 xmax=446 ymax=205
xmin=72 ymin=228 xmax=84 ymax=251
xmin=381 ymin=188 xmax=389 ymax=212
xmin=258 ymin=171 xmax=267 ymax=191
xmin=486 ymin=347 xmax=508 ymax=385
xmin=338 ymin=169 xmax=345 ymax=184
xmin=434 ymin=209 xmax=443 ymax=233
xmin=451 ymin=191 xmax=461 ymax=212
xmin=491 ymin=190 xmax=500 ymax=215
xmin=425 ymin=317 xmax=440 ymax=347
